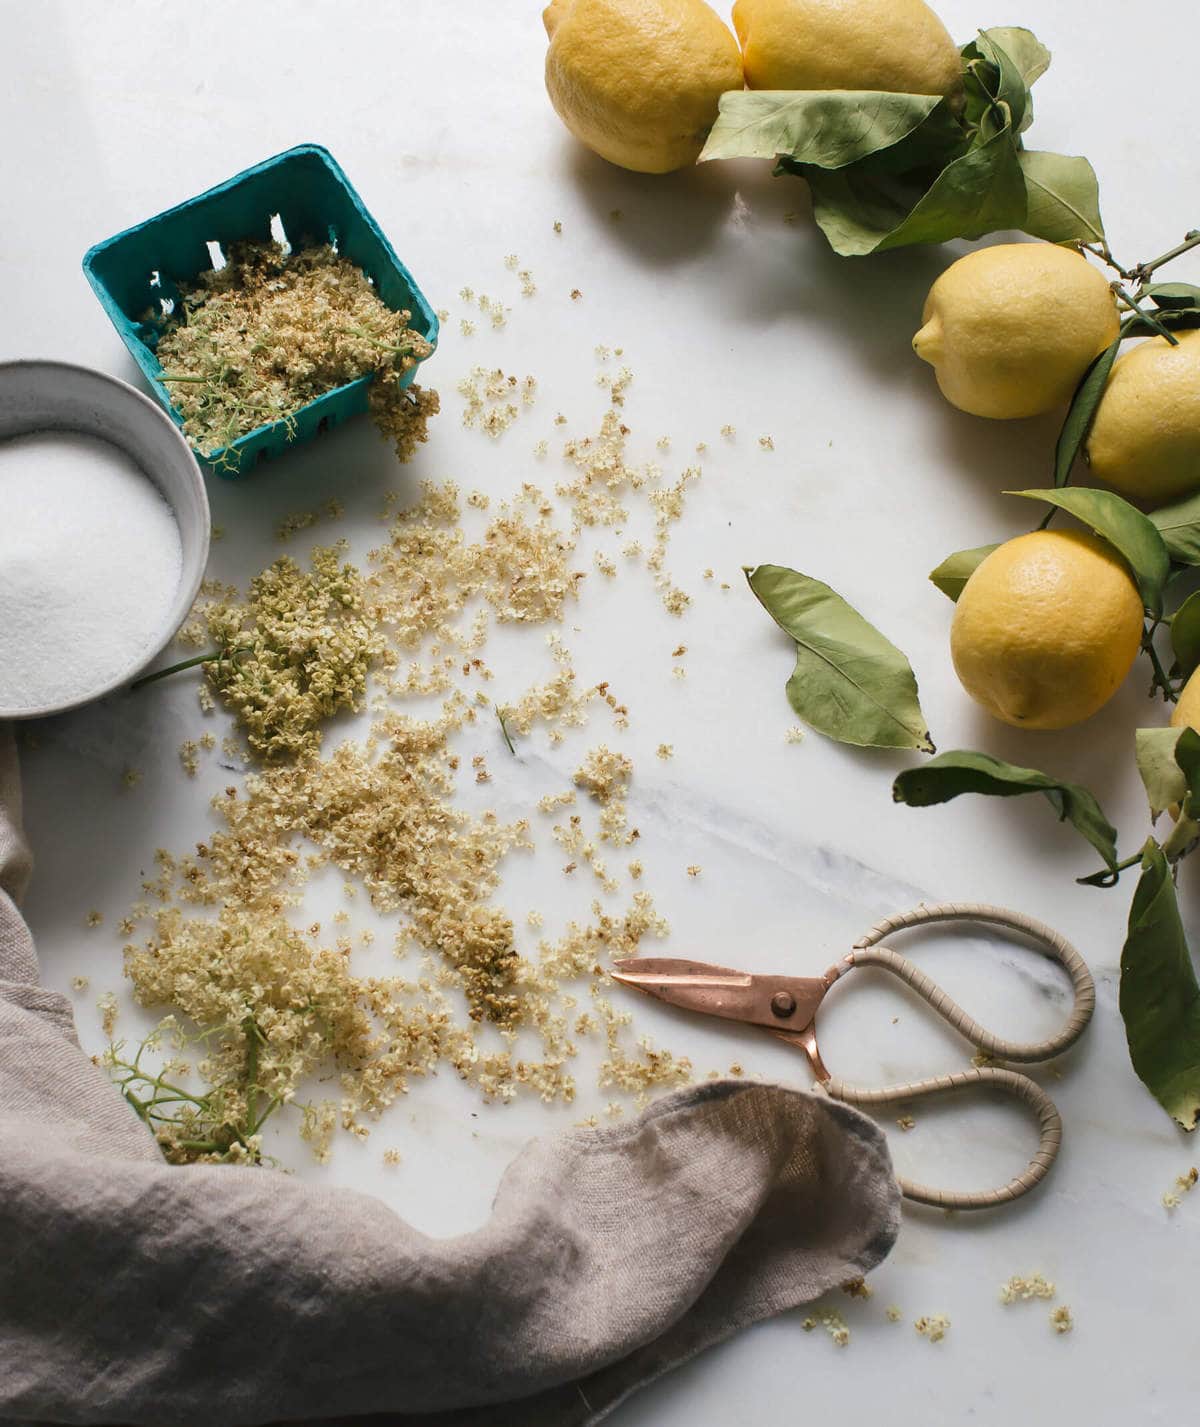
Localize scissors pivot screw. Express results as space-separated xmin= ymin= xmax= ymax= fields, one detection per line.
xmin=770 ymin=991 xmax=797 ymax=1019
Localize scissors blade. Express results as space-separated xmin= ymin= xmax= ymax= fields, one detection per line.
xmin=610 ymin=956 xmax=830 ymax=1034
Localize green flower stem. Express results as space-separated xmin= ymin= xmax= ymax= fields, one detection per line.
xmin=495 ymin=704 xmax=517 ymax=756
xmin=244 ymin=1016 xmax=261 ymax=1137
xmin=131 ymin=646 xmax=251 ymax=690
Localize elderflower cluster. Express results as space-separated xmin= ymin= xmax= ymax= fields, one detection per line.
xmin=153 ymin=240 xmax=437 ymax=462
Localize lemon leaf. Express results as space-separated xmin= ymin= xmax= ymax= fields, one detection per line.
xmin=699 ymin=89 xmax=945 ymax=167
xmin=1019 ymin=150 xmax=1105 ymax=243
xmin=807 ymin=126 xmax=1027 ymax=256
xmin=928 ymin=543 xmax=1000 ymax=602
xmin=961 ymin=29 xmax=1032 ymax=135
xmin=1172 ymin=591 xmax=1200 ymax=680
xmin=1150 ymin=491 xmax=1200 ymax=565
xmin=1005 ymin=486 xmax=1169 ymax=618
xmin=980 ymin=26 xmax=1051 ymax=89
xmin=1144 ymin=282 xmax=1200 ymax=311
xmin=892 ymin=749 xmax=1119 ymax=879
xmin=1135 ymin=727 xmax=1187 ymax=818
xmin=1053 ymin=338 xmax=1122 ymax=487
xmin=745 ymin=564 xmax=934 ymax=752
xmin=1120 ymin=839 xmax=1200 ymax=1131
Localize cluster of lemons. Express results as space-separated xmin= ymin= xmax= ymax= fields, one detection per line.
xmin=542 ymin=0 xmax=1200 ymax=741
xmin=542 ymin=0 xmax=962 ymax=174
xmin=917 ymin=243 xmax=1200 ymax=735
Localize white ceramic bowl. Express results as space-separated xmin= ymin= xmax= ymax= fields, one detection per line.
xmin=0 ymin=359 xmax=210 ymax=719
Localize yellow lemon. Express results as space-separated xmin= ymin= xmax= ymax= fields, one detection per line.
xmin=543 ymin=0 xmax=742 ymax=174
xmin=951 ymin=530 xmax=1144 ymax=730
xmin=913 ymin=243 xmax=1120 ymax=419
xmin=1086 ymin=329 xmax=1200 ymax=508
xmin=1172 ymin=669 xmax=1200 ymax=735
xmin=732 ymin=0 xmax=961 ymax=98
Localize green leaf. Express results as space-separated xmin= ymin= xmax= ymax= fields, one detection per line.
xmin=1119 ymin=840 xmax=1200 ymax=1130
xmin=807 ymin=125 xmax=1027 ymax=257
xmin=1145 ymin=282 xmax=1200 ymax=311
xmin=745 ymin=563 xmax=934 ymax=752
xmin=1135 ymin=727 xmax=1187 ymax=818
xmin=1176 ymin=726 xmax=1200 ymax=802
xmin=1006 ymin=486 xmax=1169 ymax=617
xmin=968 ymin=29 xmax=1032 ymax=134
xmin=1160 ymin=811 xmax=1200 ymax=862
xmin=892 ymin=749 xmax=1118 ymax=878
xmin=699 ymin=89 xmax=944 ymax=167
xmin=1053 ymin=339 xmax=1121 ymax=487
xmin=981 ymin=26 xmax=1051 ymax=89
xmin=1172 ymin=591 xmax=1200 ymax=680
xmin=1019 ymin=150 xmax=1105 ymax=243
xmin=1149 ymin=489 xmax=1200 ymax=565
xmin=928 ymin=543 xmax=1000 ymax=601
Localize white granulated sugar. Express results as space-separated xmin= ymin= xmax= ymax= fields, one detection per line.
xmin=0 ymin=431 xmax=182 ymax=712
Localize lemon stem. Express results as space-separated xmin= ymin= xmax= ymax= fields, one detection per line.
xmin=1141 ymin=624 xmax=1178 ymax=703
xmin=1115 ymin=286 xmax=1179 ymax=346
xmin=1134 ymin=230 xmax=1200 ymax=284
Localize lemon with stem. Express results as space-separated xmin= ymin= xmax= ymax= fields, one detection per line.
xmin=951 ymin=530 xmax=1144 ymax=730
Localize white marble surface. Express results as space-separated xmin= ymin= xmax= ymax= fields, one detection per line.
xmin=4 ymin=1 xmax=1200 ymax=1421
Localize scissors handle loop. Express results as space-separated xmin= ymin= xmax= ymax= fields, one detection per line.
xmin=850 ymin=901 xmax=1095 ymax=1063
xmin=823 ymin=902 xmax=1094 ymax=1212
xmin=827 ymin=1067 xmax=1061 ymax=1209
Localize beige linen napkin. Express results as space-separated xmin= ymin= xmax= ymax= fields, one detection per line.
xmin=0 ymin=725 xmax=900 ymax=1426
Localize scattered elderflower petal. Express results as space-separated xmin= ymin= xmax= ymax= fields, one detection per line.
xmin=802 ymin=1308 xmax=850 ymax=1347
xmin=1050 ymin=1305 xmax=1074 ymax=1334
xmin=97 ymin=992 xmax=119 ymax=1037
xmin=1163 ymin=1167 xmax=1198 ymax=1209
xmin=915 ymin=1314 xmax=950 ymax=1343
xmin=1000 ymin=1273 xmax=1056 ymax=1304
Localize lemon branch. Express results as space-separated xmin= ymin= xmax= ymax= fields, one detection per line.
xmin=1142 ymin=622 xmax=1178 ymax=704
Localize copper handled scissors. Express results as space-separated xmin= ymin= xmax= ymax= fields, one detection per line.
xmin=611 ymin=902 xmax=1095 ymax=1211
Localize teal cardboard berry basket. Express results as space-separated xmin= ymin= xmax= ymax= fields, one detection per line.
xmin=82 ymin=143 xmax=438 ymax=477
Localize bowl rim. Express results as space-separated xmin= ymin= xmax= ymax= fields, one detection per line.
xmin=0 ymin=357 xmax=211 ymax=720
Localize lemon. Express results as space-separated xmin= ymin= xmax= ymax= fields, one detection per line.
xmin=1172 ymin=669 xmax=1200 ymax=735
xmin=732 ymin=0 xmax=962 ymax=98
xmin=1086 ymin=329 xmax=1200 ymax=508
xmin=951 ymin=530 xmax=1144 ymax=730
xmin=543 ymin=0 xmax=742 ymax=174
xmin=913 ymin=244 xmax=1120 ymax=419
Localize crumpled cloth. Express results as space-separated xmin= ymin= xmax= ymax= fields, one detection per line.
xmin=0 ymin=724 xmax=900 ymax=1427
